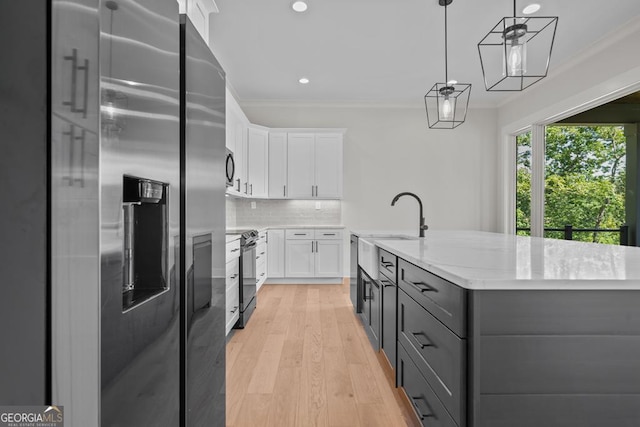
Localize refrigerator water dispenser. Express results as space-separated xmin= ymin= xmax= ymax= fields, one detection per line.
xmin=122 ymin=175 xmax=169 ymax=311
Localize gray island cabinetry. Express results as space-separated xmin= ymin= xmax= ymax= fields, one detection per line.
xmin=359 ymin=230 xmax=640 ymax=427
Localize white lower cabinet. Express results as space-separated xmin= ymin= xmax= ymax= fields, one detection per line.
xmin=256 ymin=230 xmax=268 ymax=291
xmin=315 ymin=240 xmax=343 ymax=277
xmin=282 ymin=228 xmax=343 ymax=279
xmin=285 ymin=239 xmax=316 ymax=277
xmin=267 ymin=229 xmax=285 ymax=277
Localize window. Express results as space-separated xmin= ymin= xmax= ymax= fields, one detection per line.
xmin=515 ymin=132 xmax=532 ymax=236
xmin=515 ymin=125 xmax=629 ymax=245
xmin=543 ymin=125 xmax=626 ymax=244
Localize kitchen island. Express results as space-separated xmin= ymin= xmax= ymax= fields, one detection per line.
xmin=354 ymin=230 xmax=640 ymax=427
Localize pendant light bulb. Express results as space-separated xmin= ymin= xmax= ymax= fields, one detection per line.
xmin=507 ymin=38 xmax=526 ymax=76
xmin=440 ymin=94 xmax=455 ymax=121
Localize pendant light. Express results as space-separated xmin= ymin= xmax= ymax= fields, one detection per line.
xmin=424 ymin=0 xmax=471 ymax=129
xmin=478 ymin=0 xmax=558 ymax=91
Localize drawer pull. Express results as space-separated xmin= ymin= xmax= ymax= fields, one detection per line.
xmin=411 ymin=332 xmax=436 ymax=349
xmin=230 ymin=306 xmax=238 ymax=314
xmin=380 ymin=279 xmax=394 ymax=288
xmin=294 ymin=233 xmax=307 ymax=236
xmin=381 ymin=261 xmax=394 ymax=268
xmin=323 ymin=233 xmax=336 ymax=236
xmin=410 ymin=396 xmax=437 ymax=421
xmin=230 ymin=248 xmax=240 ymax=252
xmin=260 ymin=273 xmax=265 ymax=277
xmin=260 ymin=251 xmax=266 ymax=255
xmin=412 ymin=281 xmax=438 ymax=293
xmin=229 ymin=274 xmax=238 ymax=279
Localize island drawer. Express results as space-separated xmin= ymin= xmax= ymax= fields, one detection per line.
xmin=378 ymin=249 xmax=397 ymax=282
xmin=398 ymin=343 xmax=458 ymax=427
xmin=398 ymin=288 xmax=465 ymax=425
xmin=398 ymin=259 xmax=466 ymax=338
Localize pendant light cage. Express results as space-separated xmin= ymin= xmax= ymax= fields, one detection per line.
xmin=478 ymin=13 xmax=558 ymax=91
xmin=424 ymin=0 xmax=472 ymax=129
xmin=424 ymin=82 xmax=471 ymax=129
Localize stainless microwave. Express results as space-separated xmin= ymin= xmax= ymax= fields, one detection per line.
xmin=225 ymin=149 xmax=235 ymax=187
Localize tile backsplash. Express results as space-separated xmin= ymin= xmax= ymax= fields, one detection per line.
xmin=226 ymin=198 xmax=341 ymax=228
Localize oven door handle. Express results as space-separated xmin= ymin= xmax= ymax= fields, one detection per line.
xmin=242 ymin=242 xmax=257 ymax=250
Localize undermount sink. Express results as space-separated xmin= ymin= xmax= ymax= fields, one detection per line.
xmin=358 ymin=234 xmax=417 ymax=279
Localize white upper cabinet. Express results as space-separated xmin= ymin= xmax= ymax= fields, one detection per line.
xmin=287 ymin=133 xmax=316 ymax=199
xmin=246 ymin=125 xmax=269 ymax=198
xmin=179 ymin=0 xmax=218 ymax=45
xmin=225 ymin=88 xmax=249 ymax=194
xmin=314 ymin=134 xmax=343 ymax=199
xmin=287 ymin=132 xmax=343 ymax=199
xmin=268 ymin=133 xmax=288 ymax=198
xmin=225 ymin=92 xmax=345 ymax=200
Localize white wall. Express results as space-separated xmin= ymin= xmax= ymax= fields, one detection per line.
xmin=495 ymin=17 xmax=640 ymax=232
xmin=241 ymin=103 xmax=500 ymax=237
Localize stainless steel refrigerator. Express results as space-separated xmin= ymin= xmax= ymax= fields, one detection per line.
xmin=0 ymin=0 xmax=226 ymax=425
xmin=100 ymin=2 xmax=226 ymax=426
xmin=99 ymin=0 xmax=182 ymax=424
xmin=180 ymin=14 xmax=226 ymax=426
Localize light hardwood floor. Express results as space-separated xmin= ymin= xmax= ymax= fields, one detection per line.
xmin=226 ymin=282 xmax=420 ymax=427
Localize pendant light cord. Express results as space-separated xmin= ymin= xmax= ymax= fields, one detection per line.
xmin=513 ymin=0 xmax=517 ymax=17
xmin=444 ymin=1 xmax=448 ymax=84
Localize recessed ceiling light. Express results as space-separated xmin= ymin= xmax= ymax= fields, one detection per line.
xmin=522 ymin=3 xmax=541 ymax=15
xmin=292 ymin=1 xmax=308 ymax=12
xmin=298 ymin=77 xmax=310 ymax=84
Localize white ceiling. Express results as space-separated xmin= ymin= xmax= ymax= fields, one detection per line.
xmin=209 ymin=0 xmax=640 ymax=107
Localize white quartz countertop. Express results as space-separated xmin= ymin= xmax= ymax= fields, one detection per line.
xmin=225 ymin=234 xmax=241 ymax=243
xmin=363 ymin=230 xmax=640 ymax=290
xmin=227 ymin=225 xmax=345 ymax=233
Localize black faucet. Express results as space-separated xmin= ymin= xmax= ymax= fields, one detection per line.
xmin=391 ymin=192 xmax=429 ymax=237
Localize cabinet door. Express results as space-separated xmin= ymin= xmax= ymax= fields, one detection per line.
xmin=225 ymin=88 xmax=236 ymax=151
xmin=247 ymin=126 xmax=268 ymax=198
xmin=285 ymin=240 xmax=315 ymax=277
xmin=381 ymin=280 xmax=397 ymax=370
xmin=236 ymin=120 xmax=248 ymax=194
xmin=268 ymin=132 xmax=288 ymax=198
xmin=186 ymin=0 xmax=217 ymax=45
xmin=267 ymin=229 xmax=286 ymax=278
xmin=315 ymin=240 xmax=343 ymax=277
xmin=370 ymin=280 xmax=381 ymax=349
xmin=314 ymin=133 xmax=343 ymax=199
xmin=227 ymin=92 xmax=248 ymax=194
xmin=287 ymin=133 xmax=315 ymax=198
